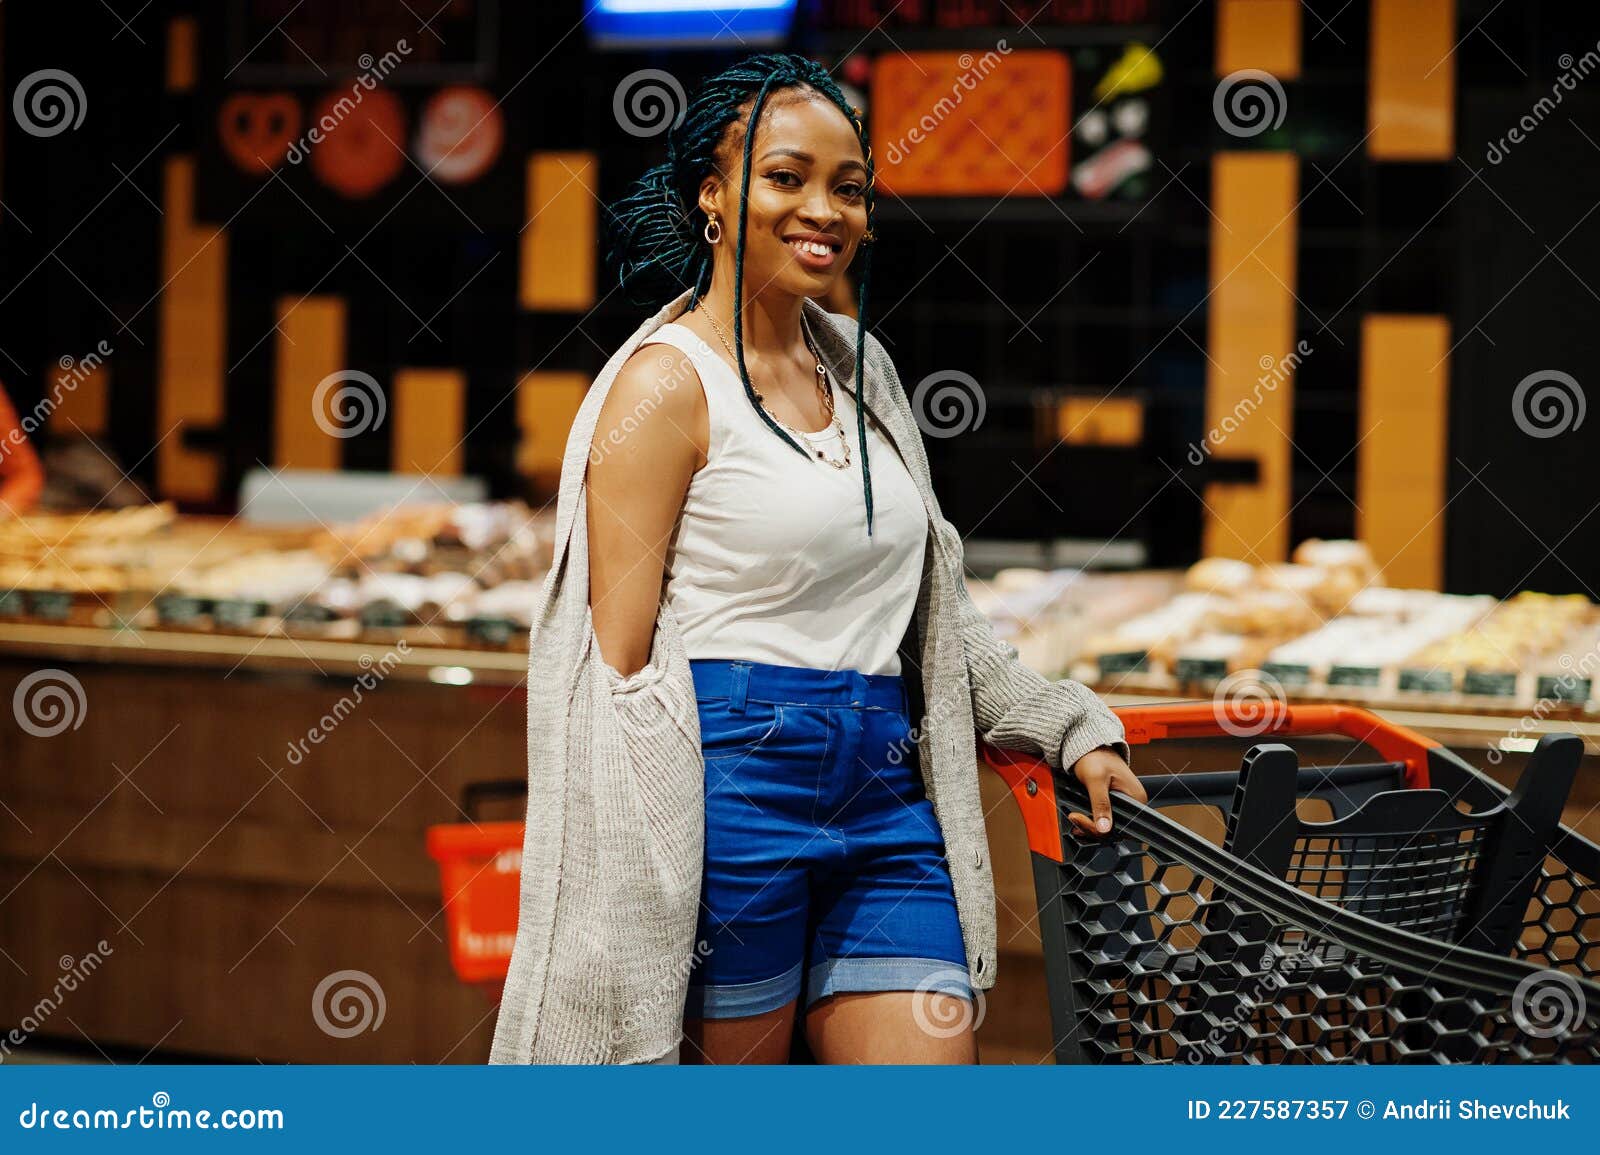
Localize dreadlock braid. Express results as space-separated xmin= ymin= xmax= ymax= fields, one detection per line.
xmin=604 ymin=53 xmax=881 ymax=537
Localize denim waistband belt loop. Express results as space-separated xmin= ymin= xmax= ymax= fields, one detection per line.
xmin=726 ymin=662 xmax=750 ymax=714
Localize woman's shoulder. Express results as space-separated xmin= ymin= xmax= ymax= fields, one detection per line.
xmin=591 ymin=341 xmax=709 ymax=464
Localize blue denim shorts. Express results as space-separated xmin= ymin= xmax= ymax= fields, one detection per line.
xmin=684 ymin=658 xmax=972 ymax=1020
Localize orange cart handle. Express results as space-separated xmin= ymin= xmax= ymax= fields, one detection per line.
xmin=981 ymin=702 xmax=1437 ymax=862
xmin=1113 ymin=701 xmax=1436 ymax=787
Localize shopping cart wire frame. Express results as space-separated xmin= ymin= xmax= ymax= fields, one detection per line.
xmin=982 ymin=701 xmax=1600 ymax=1064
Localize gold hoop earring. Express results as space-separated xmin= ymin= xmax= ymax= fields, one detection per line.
xmin=703 ymin=215 xmax=722 ymax=245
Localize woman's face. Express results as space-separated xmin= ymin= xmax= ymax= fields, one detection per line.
xmin=700 ymin=91 xmax=870 ymax=302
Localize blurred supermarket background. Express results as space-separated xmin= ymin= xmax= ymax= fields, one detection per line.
xmin=2 ymin=0 xmax=1599 ymax=1063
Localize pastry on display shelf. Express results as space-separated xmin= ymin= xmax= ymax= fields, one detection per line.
xmin=1204 ymin=588 xmax=1323 ymax=639
xmin=1403 ymin=592 xmax=1597 ymax=697
xmin=1531 ymin=620 xmax=1600 ymax=705
xmin=1259 ymin=561 xmax=1366 ymax=616
xmin=0 ymin=503 xmax=187 ymax=620
xmin=1265 ymin=593 xmax=1494 ymax=687
xmin=1 ymin=499 xmax=555 ymax=647
xmin=312 ymin=501 xmax=553 ymax=583
xmin=1080 ymin=591 xmax=1226 ymax=672
xmin=1183 ymin=556 xmax=1255 ymax=595
xmin=1291 ymin=537 xmax=1381 ymax=585
xmin=175 ymin=551 xmax=332 ymax=604
xmin=0 ymin=502 xmax=177 ymax=553
xmin=243 ymin=505 xmax=552 ymax=640
xmin=1185 ymin=541 xmax=1380 ymax=616
xmin=967 ymin=568 xmax=1178 ymax=675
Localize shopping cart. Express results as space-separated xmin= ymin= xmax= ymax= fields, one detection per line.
xmin=986 ymin=701 xmax=1600 ymax=1063
xmin=427 ymin=702 xmax=1600 ymax=1061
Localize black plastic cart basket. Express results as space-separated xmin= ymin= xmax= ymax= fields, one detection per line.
xmin=984 ymin=701 xmax=1600 ymax=1064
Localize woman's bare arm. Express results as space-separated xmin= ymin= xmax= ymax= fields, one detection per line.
xmin=586 ymin=345 xmax=707 ymax=679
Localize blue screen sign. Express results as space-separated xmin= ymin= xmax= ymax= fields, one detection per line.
xmin=586 ymin=0 xmax=799 ymax=48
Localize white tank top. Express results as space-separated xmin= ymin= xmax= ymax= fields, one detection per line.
xmin=640 ymin=320 xmax=928 ymax=676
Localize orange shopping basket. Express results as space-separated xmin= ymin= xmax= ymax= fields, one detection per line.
xmin=425 ymin=780 xmax=527 ymax=999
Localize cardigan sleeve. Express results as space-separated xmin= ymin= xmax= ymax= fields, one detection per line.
xmin=933 ymin=513 xmax=1132 ymax=772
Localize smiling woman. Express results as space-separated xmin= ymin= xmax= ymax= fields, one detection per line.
xmin=487 ymin=53 xmax=1138 ymax=1068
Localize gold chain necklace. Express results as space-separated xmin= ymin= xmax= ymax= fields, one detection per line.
xmin=698 ymin=308 xmax=851 ymax=470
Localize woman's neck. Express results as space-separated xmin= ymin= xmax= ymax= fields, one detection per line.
xmin=695 ymin=281 xmax=804 ymax=356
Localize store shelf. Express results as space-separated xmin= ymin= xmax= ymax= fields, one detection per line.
xmin=0 ymin=622 xmax=529 ymax=686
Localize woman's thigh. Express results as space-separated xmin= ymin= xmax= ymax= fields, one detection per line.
xmin=682 ymin=1000 xmax=798 ymax=1064
xmin=804 ymin=990 xmax=978 ymax=1064
xmin=683 ymin=992 xmax=978 ymax=1064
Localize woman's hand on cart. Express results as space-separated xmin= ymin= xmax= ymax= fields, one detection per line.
xmin=1067 ymin=746 xmax=1146 ymax=838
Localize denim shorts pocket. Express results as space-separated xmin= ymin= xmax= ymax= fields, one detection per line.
xmin=698 ymin=700 xmax=784 ymax=761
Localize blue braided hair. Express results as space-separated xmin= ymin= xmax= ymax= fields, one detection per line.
xmin=604 ymin=53 xmax=880 ymax=536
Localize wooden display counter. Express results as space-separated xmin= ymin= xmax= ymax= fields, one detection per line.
xmin=0 ymin=628 xmax=524 ymax=1064
xmin=2 ymin=624 xmax=1595 ymax=1064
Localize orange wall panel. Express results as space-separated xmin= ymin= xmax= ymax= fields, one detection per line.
xmin=521 ymin=153 xmax=597 ymax=311
xmin=1357 ymin=315 xmax=1451 ymax=590
xmin=274 ymin=297 xmax=347 ymax=472
xmin=517 ymin=372 xmax=588 ymax=482
xmin=1202 ymin=153 xmax=1299 ymax=564
xmin=45 ymin=356 xmax=110 ymax=437
xmin=1369 ymin=0 xmax=1456 ymax=160
xmin=167 ymin=17 xmax=198 ymax=93
xmin=1056 ymin=396 xmax=1143 ymax=447
xmin=1216 ymin=0 xmax=1302 ymax=79
xmin=392 ymin=370 xmax=465 ymax=477
xmin=157 ymin=156 xmax=227 ymax=502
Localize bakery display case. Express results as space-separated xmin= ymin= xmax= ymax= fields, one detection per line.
xmin=5 ymin=513 xmax=1595 ymax=742
xmin=1032 ymin=541 xmax=1600 ymax=736
xmin=0 ymin=500 xmax=556 ymax=651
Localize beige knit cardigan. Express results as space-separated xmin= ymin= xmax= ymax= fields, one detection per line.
xmin=488 ymin=289 xmax=1130 ymax=1065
